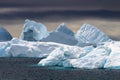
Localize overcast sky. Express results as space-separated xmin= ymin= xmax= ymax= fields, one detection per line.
xmin=0 ymin=0 xmax=120 ymax=11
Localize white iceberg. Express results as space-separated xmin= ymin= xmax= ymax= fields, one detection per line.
xmin=1 ymin=38 xmax=78 ymax=57
xmin=38 ymin=46 xmax=94 ymax=67
xmin=0 ymin=38 xmax=78 ymax=58
xmin=75 ymin=24 xmax=112 ymax=46
xmin=66 ymin=46 xmax=111 ymax=69
xmin=1 ymin=20 xmax=120 ymax=69
xmin=7 ymin=38 xmax=63 ymax=57
xmin=20 ymin=19 xmax=49 ymax=41
xmin=38 ymin=45 xmax=111 ymax=69
xmin=41 ymin=23 xmax=77 ymax=45
xmin=104 ymin=41 xmax=120 ymax=69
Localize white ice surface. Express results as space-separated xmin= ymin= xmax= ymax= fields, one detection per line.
xmin=38 ymin=46 xmax=93 ymax=66
xmin=0 ymin=38 xmax=78 ymax=58
xmin=104 ymin=41 xmax=120 ymax=69
xmin=8 ymin=38 xmax=69 ymax=57
xmin=38 ymin=45 xmax=111 ymax=69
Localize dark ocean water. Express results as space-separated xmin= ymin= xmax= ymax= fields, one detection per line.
xmin=0 ymin=57 xmax=120 ymax=80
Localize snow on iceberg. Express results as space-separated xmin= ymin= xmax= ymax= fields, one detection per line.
xmin=75 ymin=24 xmax=112 ymax=46
xmin=41 ymin=23 xmax=78 ymax=45
xmin=20 ymin=19 xmax=49 ymax=41
xmin=104 ymin=41 xmax=120 ymax=69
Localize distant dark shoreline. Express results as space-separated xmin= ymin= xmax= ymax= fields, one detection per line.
xmin=0 ymin=10 xmax=120 ymax=20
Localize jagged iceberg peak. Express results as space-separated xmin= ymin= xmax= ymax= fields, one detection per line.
xmin=75 ymin=23 xmax=112 ymax=45
xmin=56 ymin=23 xmax=74 ymax=36
xmin=20 ymin=19 xmax=49 ymax=41
xmin=41 ymin=23 xmax=77 ymax=45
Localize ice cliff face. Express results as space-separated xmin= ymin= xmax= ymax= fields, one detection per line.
xmin=41 ymin=23 xmax=78 ymax=45
xmin=20 ymin=19 xmax=49 ymax=41
xmin=75 ymin=24 xmax=112 ymax=46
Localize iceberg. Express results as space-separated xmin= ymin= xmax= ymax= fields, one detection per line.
xmin=75 ymin=24 xmax=112 ymax=46
xmin=0 ymin=38 xmax=77 ymax=58
xmin=1 ymin=20 xmax=120 ymax=69
xmin=38 ymin=45 xmax=111 ymax=69
xmin=7 ymin=38 xmax=63 ymax=57
xmin=56 ymin=23 xmax=74 ymax=36
xmin=41 ymin=31 xmax=78 ymax=45
xmin=3 ymin=38 xmax=78 ymax=57
xmin=20 ymin=19 xmax=49 ymax=41
xmin=38 ymin=46 xmax=94 ymax=67
xmin=104 ymin=41 xmax=120 ymax=69
xmin=0 ymin=26 xmax=12 ymax=41
xmin=66 ymin=46 xmax=111 ymax=69
xmin=41 ymin=23 xmax=78 ymax=45
xmin=0 ymin=42 xmax=11 ymax=57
